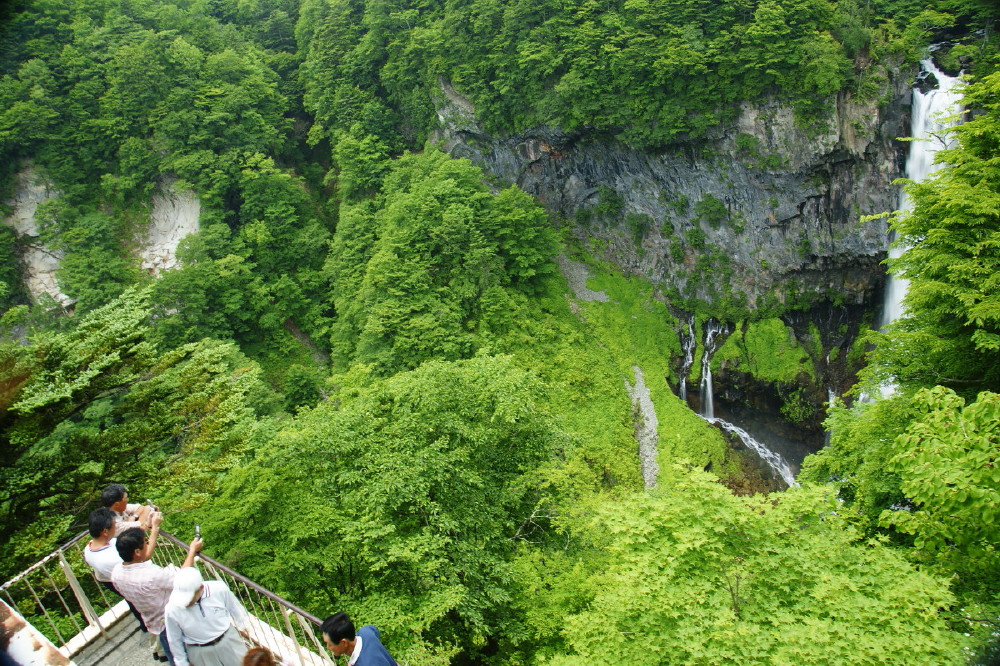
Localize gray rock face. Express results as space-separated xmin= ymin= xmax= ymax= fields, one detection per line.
xmin=434 ymin=70 xmax=915 ymax=308
xmin=2 ymin=167 xmax=72 ymax=307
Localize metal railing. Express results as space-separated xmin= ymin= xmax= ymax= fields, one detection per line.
xmin=1 ymin=530 xmax=335 ymax=665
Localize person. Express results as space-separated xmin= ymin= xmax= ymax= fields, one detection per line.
xmin=83 ymin=508 xmax=159 ymax=654
xmin=241 ymin=647 xmax=277 ymax=666
xmin=320 ymin=613 xmax=397 ymax=666
xmin=241 ymin=647 xmax=293 ymax=666
xmin=83 ymin=508 xmax=130 ymax=592
xmin=101 ymin=483 xmax=154 ymax=532
xmin=164 ymin=567 xmax=249 ymax=666
xmin=111 ymin=511 xmax=202 ymax=666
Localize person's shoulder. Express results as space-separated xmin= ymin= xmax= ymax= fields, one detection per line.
xmin=359 ymin=625 xmax=382 ymax=641
xmin=204 ymin=579 xmax=230 ymax=594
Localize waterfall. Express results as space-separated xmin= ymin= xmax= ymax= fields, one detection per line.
xmin=678 ymin=317 xmax=696 ymax=402
xmin=705 ymin=417 xmax=799 ymax=488
xmin=699 ymin=320 xmax=726 ymax=419
xmin=881 ymin=59 xmax=964 ymax=329
xmin=694 ymin=319 xmax=798 ymax=487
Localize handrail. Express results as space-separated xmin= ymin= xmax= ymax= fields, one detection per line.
xmin=157 ymin=532 xmax=323 ymax=626
xmin=2 ymin=530 xmax=334 ymax=666
xmin=0 ymin=532 xmax=88 ymax=590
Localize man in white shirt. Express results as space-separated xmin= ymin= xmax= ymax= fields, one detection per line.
xmin=85 ymin=507 xmax=169 ymax=660
xmin=101 ymin=483 xmax=153 ymax=532
xmin=112 ymin=512 xmax=202 ymax=666
xmin=165 ymin=567 xmax=249 ymax=666
xmin=83 ymin=508 xmax=125 ymax=584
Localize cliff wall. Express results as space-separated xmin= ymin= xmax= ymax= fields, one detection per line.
xmin=434 ymin=69 xmax=915 ymax=309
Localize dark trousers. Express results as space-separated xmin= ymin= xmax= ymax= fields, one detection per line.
xmin=99 ymin=580 xmax=148 ymax=633
xmin=159 ymin=629 xmax=177 ymax=666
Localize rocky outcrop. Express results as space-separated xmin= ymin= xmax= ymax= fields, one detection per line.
xmin=2 ymin=167 xmax=72 ymax=307
xmin=139 ymin=178 xmax=200 ymax=275
xmin=3 ymin=168 xmax=200 ymax=305
xmin=434 ymin=69 xmax=915 ymax=308
xmin=625 ymin=366 xmax=660 ymax=489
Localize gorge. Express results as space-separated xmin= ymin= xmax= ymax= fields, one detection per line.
xmin=435 ymin=61 xmax=942 ymax=484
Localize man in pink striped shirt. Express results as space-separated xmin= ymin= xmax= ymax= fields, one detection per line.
xmin=112 ymin=512 xmax=202 ymax=666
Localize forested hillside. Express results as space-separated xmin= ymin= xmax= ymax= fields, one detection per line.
xmin=1 ymin=0 xmax=999 ymax=662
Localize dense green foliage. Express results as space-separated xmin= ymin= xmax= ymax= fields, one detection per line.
xmin=510 ymin=472 xmax=964 ymax=663
xmin=326 ymin=149 xmax=558 ymax=374
xmin=295 ymin=0 xmax=989 ymax=150
xmin=716 ymin=317 xmax=814 ymax=383
xmin=2 ymin=0 xmax=999 ymax=661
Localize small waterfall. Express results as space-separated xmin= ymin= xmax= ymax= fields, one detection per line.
xmin=881 ymin=59 xmax=964 ymax=329
xmin=824 ymin=388 xmax=837 ymax=445
xmin=706 ymin=417 xmax=799 ymax=488
xmin=699 ymin=320 xmax=727 ymax=419
xmin=693 ymin=319 xmax=797 ymax=487
xmin=678 ymin=317 xmax=696 ymax=402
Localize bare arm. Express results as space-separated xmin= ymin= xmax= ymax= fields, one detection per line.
xmin=139 ymin=512 xmax=163 ymax=562
xmin=182 ymin=537 xmax=203 ymax=569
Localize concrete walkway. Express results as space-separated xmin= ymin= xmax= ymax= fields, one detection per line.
xmin=73 ymin=613 xmax=161 ymax=666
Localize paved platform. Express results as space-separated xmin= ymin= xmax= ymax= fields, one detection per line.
xmin=73 ymin=612 xmax=162 ymax=666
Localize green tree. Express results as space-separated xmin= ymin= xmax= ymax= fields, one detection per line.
xmin=326 ymin=150 xmax=557 ymax=373
xmin=880 ymin=387 xmax=1000 ymax=582
xmin=195 ymin=355 xmax=558 ymax=662
xmin=511 ymin=471 xmax=963 ymax=664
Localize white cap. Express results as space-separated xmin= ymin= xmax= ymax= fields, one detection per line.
xmin=168 ymin=567 xmax=204 ymax=608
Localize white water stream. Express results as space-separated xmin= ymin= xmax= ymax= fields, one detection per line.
xmin=691 ymin=319 xmax=799 ymax=487
xmin=881 ymin=59 xmax=964 ymax=329
xmin=705 ymin=417 xmax=798 ymax=487
xmin=699 ymin=320 xmax=727 ymax=420
xmin=678 ymin=317 xmax=696 ymax=402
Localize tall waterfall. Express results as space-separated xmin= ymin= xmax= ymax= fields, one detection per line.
xmin=699 ymin=320 xmax=727 ymax=419
xmin=881 ymin=59 xmax=964 ymax=329
xmin=678 ymin=317 xmax=696 ymax=402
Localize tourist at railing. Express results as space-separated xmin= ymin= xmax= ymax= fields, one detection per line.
xmin=112 ymin=511 xmax=203 ymax=666
xmin=165 ymin=567 xmax=250 ymax=666
xmin=83 ymin=507 xmax=172 ymax=660
xmin=320 ymin=613 xmax=398 ymax=666
xmin=101 ymin=483 xmax=156 ymax=532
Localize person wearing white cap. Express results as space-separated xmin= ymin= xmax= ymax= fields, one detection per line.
xmin=165 ymin=567 xmax=250 ymax=666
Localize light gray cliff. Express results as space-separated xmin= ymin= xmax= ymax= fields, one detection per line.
xmin=433 ymin=71 xmax=914 ymax=308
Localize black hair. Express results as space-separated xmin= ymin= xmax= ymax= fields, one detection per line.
xmin=320 ymin=612 xmax=355 ymax=644
xmin=88 ymin=507 xmax=115 ymax=538
xmin=101 ymin=483 xmax=127 ymax=508
xmin=116 ymin=527 xmax=145 ymax=563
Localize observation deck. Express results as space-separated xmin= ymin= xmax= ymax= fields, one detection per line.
xmin=1 ymin=532 xmax=335 ymax=666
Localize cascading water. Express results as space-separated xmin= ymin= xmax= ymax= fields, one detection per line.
xmin=692 ymin=320 xmax=798 ymax=487
xmin=705 ymin=417 xmax=799 ymax=488
xmin=699 ymin=320 xmax=726 ymax=419
xmin=678 ymin=317 xmax=696 ymax=402
xmin=881 ymin=59 xmax=964 ymax=329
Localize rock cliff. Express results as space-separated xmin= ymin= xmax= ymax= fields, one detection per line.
xmin=433 ymin=69 xmax=915 ymax=309
xmin=3 ymin=168 xmax=200 ymax=305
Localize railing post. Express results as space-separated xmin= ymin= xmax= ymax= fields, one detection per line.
xmin=281 ymin=608 xmax=307 ymax=666
xmin=295 ymin=612 xmax=329 ymax=664
xmin=57 ymin=552 xmax=107 ymax=640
